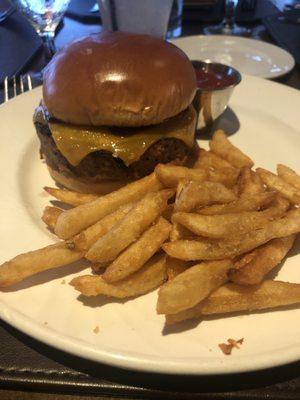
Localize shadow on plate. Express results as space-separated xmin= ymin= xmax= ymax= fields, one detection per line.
xmin=196 ymin=107 xmax=240 ymax=141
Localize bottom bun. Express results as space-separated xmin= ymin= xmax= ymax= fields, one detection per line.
xmin=48 ymin=166 xmax=129 ymax=195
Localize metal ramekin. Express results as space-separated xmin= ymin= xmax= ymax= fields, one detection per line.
xmin=192 ymin=60 xmax=242 ymax=130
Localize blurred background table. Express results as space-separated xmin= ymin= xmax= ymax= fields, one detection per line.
xmin=0 ymin=0 xmax=300 ymax=399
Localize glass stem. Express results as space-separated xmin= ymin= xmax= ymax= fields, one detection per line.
xmin=223 ymin=0 xmax=236 ymax=31
xmin=40 ymin=32 xmax=56 ymax=60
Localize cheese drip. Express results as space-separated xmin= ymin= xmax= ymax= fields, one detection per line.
xmin=50 ymin=106 xmax=196 ymax=167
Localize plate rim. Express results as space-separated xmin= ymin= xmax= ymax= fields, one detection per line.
xmin=171 ymin=34 xmax=295 ymax=79
xmin=0 ymin=76 xmax=300 ymax=375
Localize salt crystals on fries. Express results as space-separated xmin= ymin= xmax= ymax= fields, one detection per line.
xmin=102 ymin=217 xmax=171 ymax=282
xmin=71 ymin=253 xmax=167 ymax=298
xmin=228 ymin=235 xmax=295 ymax=285
xmin=172 ymin=203 xmax=287 ymax=239
xmin=163 ymin=209 xmax=300 ymax=261
xmin=55 ymin=173 xmax=163 ymax=239
xmin=174 ymin=181 xmax=237 ymax=212
xmin=85 ymin=189 xmax=173 ymax=263
xmin=0 ymin=129 xmax=300 ymax=337
xmin=198 ymin=192 xmax=275 ymax=215
xmin=166 ymin=280 xmax=300 ymax=325
xmin=73 ymin=203 xmax=134 ymax=251
xmin=157 ymin=259 xmax=232 ymax=315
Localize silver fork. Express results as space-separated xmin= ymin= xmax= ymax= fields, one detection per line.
xmin=4 ymin=74 xmax=32 ymax=102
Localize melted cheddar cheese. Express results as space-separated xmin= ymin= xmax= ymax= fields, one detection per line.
xmin=49 ymin=106 xmax=196 ymax=166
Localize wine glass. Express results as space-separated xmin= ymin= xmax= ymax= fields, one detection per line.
xmin=10 ymin=0 xmax=71 ymax=58
xmin=204 ymin=0 xmax=250 ymax=36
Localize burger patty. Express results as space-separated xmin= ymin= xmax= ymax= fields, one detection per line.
xmin=34 ymin=108 xmax=197 ymax=182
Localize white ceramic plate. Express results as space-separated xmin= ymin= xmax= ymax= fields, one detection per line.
xmin=0 ymin=75 xmax=300 ymax=375
xmin=171 ymin=35 xmax=295 ymax=79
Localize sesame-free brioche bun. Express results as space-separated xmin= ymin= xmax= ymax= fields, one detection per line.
xmin=42 ymin=32 xmax=197 ymax=127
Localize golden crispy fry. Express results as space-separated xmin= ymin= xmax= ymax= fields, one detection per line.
xmin=157 ymin=259 xmax=232 ymax=314
xmin=174 ymin=181 xmax=237 ymax=212
xmin=102 ymin=217 xmax=171 ymax=282
xmin=209 ymin=130 xmax=254 ymax=169
xmin=71 ymin=253 xmax=167 ymax=298
xmin=155 ymin=164 xmax=207 ymax=187
xmin=42 ymin=206 xmax=63 ymax=231
xmin=206 ymin=167 xmax=240 ymax=188
xmin=73 ymin=203 xmax=133 ymax=251
xmin=170 ymin=181 xmax=194 ymax=240
xmin=166 ymin=280 xmax=300 ymax=324
xmin=173 ymin=206 xmax=287 ymax=239
xmin=86 ymin=190 xmax=173 ymax=263
xmin=54 ymin=173 xmax=163 ymax=239
xmin=166 ymin=257 xmax=191 ymax=280
xmin=44 ymin=187 xmax=98 ymax=206
xmin=0 ymin=243 xmax=83 ymax=288
xmin=257 ymin=168 xmax=300 ymax=205
xmin=197 ymin=192 xmax=275 ymax=215
xmin=194 ymin=149 xmax=238 ymax=170
xmin=162 ymin=204 xmax=174 ymax=222
xmin=237 ymin=167 xmax=265 ymax=197
xmin=169 ymin=222 xmax=194 ymax=242
xmin=277 ymin=164 xmax=300 ymax=191
xmin=229 ymin=235 xmax=295 ymax=285
xmin=163 ymin=209 xmax=300 ymax=260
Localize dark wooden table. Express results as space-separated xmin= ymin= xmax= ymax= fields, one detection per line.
xmin=0 ymin=8 xmax=300 ymax=400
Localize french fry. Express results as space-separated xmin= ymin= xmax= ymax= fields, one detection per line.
xmin=70 ymin=253 xmax=167 ymax=298
xmin=86 ymin=190 xmax=173 ymax=263
xmin=209 ymin=130 xmax=254 ymax=169
xmin=157 ymin=259 xmax=232 ymax=315
xmin=197 ymin=192 xmax=275 ymax=215
xmin=206 ymin=167 xmax=240 ymax=188
xmin=174 ymin=181 xmax=237 ymax=212
xmin=172 ymin=206 xmax=287 ymax=239
xmin=170 ymin=181 xmax=193 ymax=240
xmin=163 ymin=209 xmax=300 ymax=260
xmin=0 ymin=243 xmax=83 ymax=288
xmin=194 ymin=149 xmax=237 ymax=170
xmin=229 ymin=235 xmax=295 ymax=285
xmin=102 ymin=217 xmax=171 ymax=282
xmin=44 ymin=187 xmax=98 ymax=206
xmin=42 ymin=206 xmax=63 ymax=230
xmin=162 ymin=203 xmax=174 ymax=222
xmin=257 ymin=168 xmax=300 ymax=205
xmin=54 ymin=173 xmax=162 ymax=239
xmin=166 ymin=280 xmax=300 ymax=324
xmin=277 ymin=164 xmax=300 ymax=191
xmin=237 ymin=167 xmax=265 ymax=197
xmin=166 ymin=257 xmax=191 ymax=280
xmin=155 ymin=164 xmax=207 ymax=187
xmin=73 ymin=203 xmax=134 ymax=251
xmin=169 ymin=222 xmax=193 ymax=242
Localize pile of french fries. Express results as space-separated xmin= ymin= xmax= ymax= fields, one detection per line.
xmin=1 ymin=129 xmax=300 ymax=328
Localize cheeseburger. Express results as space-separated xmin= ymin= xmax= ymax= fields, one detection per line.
xmin=34 ymin=32 xmax=198 ymax=194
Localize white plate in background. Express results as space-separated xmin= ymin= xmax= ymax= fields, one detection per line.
xmin=0 ymin=75 xmax=299 ymax=375
xmin=171 ymin=35 xmax=295 ymax=79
